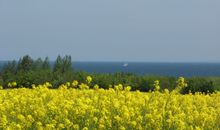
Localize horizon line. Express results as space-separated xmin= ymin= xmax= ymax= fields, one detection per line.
xmin=0 ymin=60 xmax=220 ymax=64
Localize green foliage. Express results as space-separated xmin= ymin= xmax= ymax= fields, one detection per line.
xmin=42 ymin=57 xmax=51 ymax=70
xmin=1 ymin=60 xmax=17 ymax=85
xmin=33 ymin=58 xmax=43 ymax=71
xmin=53 ymin=55 xmax=72 ymax=73
xmin=182 ymin=77 xmax=215 ymax=94
xmin=15 ymin=71 xmax=34 ymax=88
xmin=207 ymin=77 xmax=220 ymax=91
xmin=52 ymin=55 xmax=73 ymax=87
xmin=0 ymin=55 xmax=219 ymax=93
xmin=53 ymin=55 xmax=63 ymax=73
xmin=17 ymin=55 xmax=34 ymax=72
xmin=0 ymin=75 xmax=3 ymax=86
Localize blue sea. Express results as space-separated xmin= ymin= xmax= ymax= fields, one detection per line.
xmin=73 ymin=62 xmax=220 ymax=77
xmin=1 ymin=61 xmax=220 ymax=77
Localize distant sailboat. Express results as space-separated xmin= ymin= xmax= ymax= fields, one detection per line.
xmin=123 ymin=63 xmax=128 ymax=67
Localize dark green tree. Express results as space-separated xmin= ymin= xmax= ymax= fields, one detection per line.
xmin=2 ymin=60 xmax=17 ymax=74
xmin=53 ymin=55 xmax=63 ymax=73
xmin=62 ymin=55 xmax=72 ymax=73
xmin=53 ymin=55 xmax=72 ymax=73
xmin=33 ymin=58 xmax=43 ymax=71
xmin=42 ymin=57 xmax=51 ymax=70
xmin=17 ymin=55 xmax=34 ymax=72
xmin=1 ymin=60 xmax=17 ymax=84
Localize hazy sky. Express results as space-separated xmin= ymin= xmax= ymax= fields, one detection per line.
xmin=0 ymin=0 xmax=219 ymax=62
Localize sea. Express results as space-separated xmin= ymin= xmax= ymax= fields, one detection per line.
xmin=1 ymin=61 xmax=220 ymax=77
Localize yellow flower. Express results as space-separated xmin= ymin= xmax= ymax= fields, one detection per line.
xmin=66 ymin=82 xmax=71 ymax=87
xmin=119 ymin=126 xmax=126 ymax=130
xmin=7 ymin=81 xmax=17 ymax=88
xmin=82 ymin=127 xmax=88 ymax=130
xmin=0 ymin=80 xmax=219 ymax=130
xmin=7 ymin=82 xmax=12 ymax=87
xmin=72 ymin=124 xmax=79 ymax=130
xmin=93 ymin=117 xmax=98 ymax=123
xmin=86 ymin=76 xmax=92 ymax=84
xmin=99 ymin=124 xmax=105 ymax=129
xmin=16 ymin=124 xmax=22 ymax=129
xmin=17 ymin=114 xmax=25 ymax=122
xmin=175 ymin=77 xmax=188 ymax=93
xmin=114 ymin=84 xmax=123 ymax=91
xmin=32 ymin=84 xmax=36 ymax=89
xmin=36 ymin=121 xmax=42 ymax=127
xmin=44 ymin=82 xmax=52 ymax=88
xmin=125 ymin=86 xmax=132 ymax=91
xmin=93 ymin=84 xmax=99 ymax=90
xmin=79 ymin=83 xmax=89 ymax=89
xmin=27 ymin=115 xmax=34 ymax=122
xmin=130 ymin=121 xmax=137 ymax=127
xmin=72 ymin=80 xmax=78 ymax=87
xmin=0 ymin=115 xmax=8 ymax=128
xmin=58 ymin=123 xmax=65 ymax=129
xmin=154 ymin=80 xmax=160 ymax=91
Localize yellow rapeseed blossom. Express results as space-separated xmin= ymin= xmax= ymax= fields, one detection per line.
xmin=93 ymin=84 xmax=99 ymax=90
xmin=124 ymin=86 xmax=132 ymax=91
xmin=86 ymin=76 xmax=92 ymax=84
xmin=154 ymin=80 xmax=160 ymax=91
xmin=43 ymin=82 xmax=52 ymax=88
xmin=79 ymin=83 xmax=89 ymax=89
xmin=175 ymin=77 xmax=187 ymax=93
xmin=12 ymin=81 xmax=17 ymax=87
xmin=0 ymin=79 xmax=219 ymax=130
xmin=7 ymin=82 xmax=11 ymax=87
xmin=65 ymin=82 xmax=71 ymax=87
xmin=72 ymin=80 xmax=79 ymax=87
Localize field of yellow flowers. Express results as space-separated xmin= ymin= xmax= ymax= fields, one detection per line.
xmin=0 ymin=77 xmax=220 ymax=130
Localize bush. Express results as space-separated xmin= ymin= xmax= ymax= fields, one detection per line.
xmin=182 ymin=77 xmax=215 ymax=94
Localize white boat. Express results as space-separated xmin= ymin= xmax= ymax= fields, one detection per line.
xmin=123 ymin=63 xmax=128 ymax=67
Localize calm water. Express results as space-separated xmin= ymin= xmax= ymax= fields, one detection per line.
xmin=1 ymin=61 xmax=220 ymax=77
xmin=73 ymin=62 xmax=220 ymax=77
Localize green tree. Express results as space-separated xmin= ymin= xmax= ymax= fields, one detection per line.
xmin=53 ymin=55 xmax=63 ymax=73
xmin=17 ymin=55 xmax=34 ymax=72
xmin=53 ymin=55 xmax=72 ymax=73
xmin=1 ymin=60 xmax=17 ymax=85
xmin=42 ymin=57 xmax=51 ymax=70
xmin=62 ymin=55 xmax=72 ymax=73
xmin=33 ymin=58 xmax=43 ymax=71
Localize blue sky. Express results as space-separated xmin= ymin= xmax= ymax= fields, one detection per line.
xmin=0 ymin=0 xmax=219 ymax=62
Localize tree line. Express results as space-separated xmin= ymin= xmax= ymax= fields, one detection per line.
xmin=0 ymin=55 xmax=218 ymax=94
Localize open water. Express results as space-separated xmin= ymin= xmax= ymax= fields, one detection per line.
xmin=1 ymin=61 xmax=220 ymax=77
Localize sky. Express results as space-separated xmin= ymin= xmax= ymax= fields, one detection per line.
xmin=0 ymin=0 xmax=219 ymax=62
